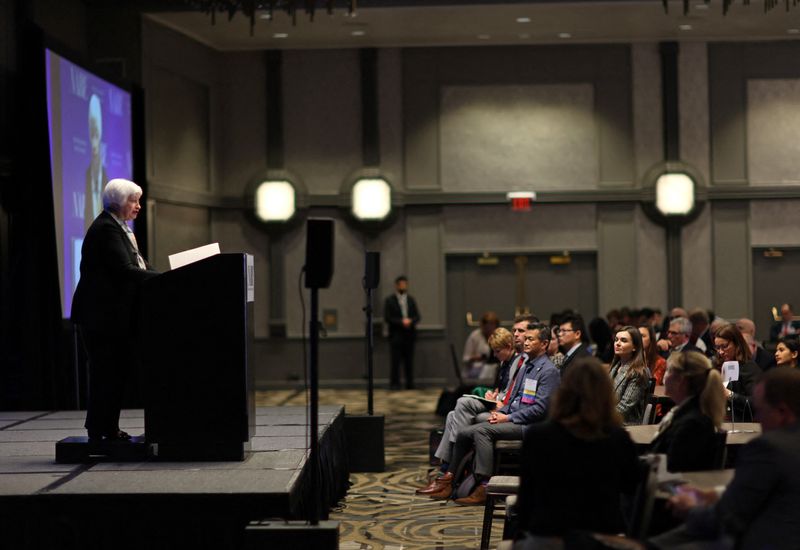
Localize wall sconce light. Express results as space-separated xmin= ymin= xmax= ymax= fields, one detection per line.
xmin=351 ymin=177 xmax=392 ymax=221
xmin=255 ymin=179 xmax=296 ymax=222
xmin=655 ymin=172 xmax=695 ymax=216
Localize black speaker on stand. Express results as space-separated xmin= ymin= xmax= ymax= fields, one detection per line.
xmin=343 ymin=251 xmax=385 ymax=473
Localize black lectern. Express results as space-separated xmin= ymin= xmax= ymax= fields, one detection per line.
xmin=140 ymin=253 xmax=255 ymax=460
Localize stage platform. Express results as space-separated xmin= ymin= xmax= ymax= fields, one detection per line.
xmin=0 ymin=405 xmax=349 ymax=549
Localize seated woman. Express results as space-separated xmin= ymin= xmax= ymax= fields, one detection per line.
xmin=713 ymin=323 xmax=762 ymax=422
xmin=775 ymin=337 xmax=799 ymax=369
xmin=639 ymin=324 xmax=666 ymax=385
xmin=649 ymin=351 xmax=726 ymax=472
xmin=610 ymin=326 xmax=651 ymax=424
xmin=514 ymin=357 xmax=640 ymax=544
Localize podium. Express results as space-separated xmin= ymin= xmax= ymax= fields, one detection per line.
xmin=140 ymin=253 xmax=255 ymax=460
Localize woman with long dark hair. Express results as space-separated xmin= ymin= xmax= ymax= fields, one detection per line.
xmin=713 ymin=323 xmax=762 ymax=422
xmin=775 ymin=337 xmax=800 ymax=369
xmin=639 ymin=324 xmax=666 ymax=385
xmin=609 ymin=326 xmax=650 ymax=424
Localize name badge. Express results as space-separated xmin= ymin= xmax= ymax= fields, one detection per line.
xmin=521 ymin=379 xmax=538 ymax=404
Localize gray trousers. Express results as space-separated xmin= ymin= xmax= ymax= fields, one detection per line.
xmin=434 ymin=396 xmax=493 ymax=463
xmin=448 ymin=420 xmax=524 ymax=477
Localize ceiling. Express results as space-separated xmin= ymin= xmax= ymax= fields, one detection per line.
xmin=144 ymin=0 xmax=800 ymax=51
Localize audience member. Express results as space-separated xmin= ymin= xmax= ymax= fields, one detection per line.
xmin=736 ymin=317 xmax=776 ymax=372
xmin=713 ymin=324 xmax=762 ymax=423
xmin=427 ymin=323 xmax=560 ymax=505
xmin=513 ymin=357 xmax=640 ymax=544
xmin=688 ymin=308 xmax=713 ymax=355
xmin=547 ymin=325 xmax=565 ymax=369
xmin=769 ymin=303 xmax=800 ymax=342
xmin=649 ymin=351 xmax=726 ymax=472
xmin=462 ymin=311 xmax=500 ymax=375
xmin=606 ymin=309 xmax=622 ymax=332
xmin=640 ymin=324 xmax=667 ymax=385
xmin=419 ymin=325 xmax=527 ymax=495
xmin=650 ymin=368 xmax=800 ymax=550
xmin=774 ymin=337 xmax=799 ymax=369
xmin=657 ymin=317 xmax=701 ymax=356
xmin=589 ymin=316 xmax=614 ymax=363
xmin=556 ymin=313 xmax=592 ymax=378
xmin=610 ymin=325 xmax=651 ymax=424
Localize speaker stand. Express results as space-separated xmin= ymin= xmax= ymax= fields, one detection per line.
xmin=343 ymin=283 xmax=385 ymax=472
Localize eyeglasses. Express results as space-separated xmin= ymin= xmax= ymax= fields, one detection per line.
xmin=667 ymin=330 xmax=685 ymax=336
xmin=714 ymin=341 xmax=733 ymax=351
xmin=557 ymin=328 xmax=575 ymax=334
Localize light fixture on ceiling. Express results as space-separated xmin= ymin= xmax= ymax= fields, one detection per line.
xmin=184 ymin=0 xmax=358 ymax=35
xmin=516 ymin=17 xmax=531 ymax=23
xmin=273 ymin=32 xmax=288 ymax=38
xmin=557 ymin=32 xmax=572 ymax=39
xmin=351 ymin=30 xmax=365 ymax=36
xmin=679 ymin=24 xmax=693 ymax=31
xmin=477 ymin=34 xmax=491 ymax=40
xmin=788 ymin=28 xmax=800 ymax=34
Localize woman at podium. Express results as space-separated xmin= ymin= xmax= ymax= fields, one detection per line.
xmin=72 ymin=178 xmax=159 ymax=442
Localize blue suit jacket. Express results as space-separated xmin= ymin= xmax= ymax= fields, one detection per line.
xmin=499 ymin=353 xmax=560 ymax=428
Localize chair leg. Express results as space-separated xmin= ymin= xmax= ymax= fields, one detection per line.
xmin=480 ymin=494 xmax=495 ymax=550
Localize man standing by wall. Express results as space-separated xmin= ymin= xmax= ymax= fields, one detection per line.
xmin=384 ymin=275 xmax=421 ymax=390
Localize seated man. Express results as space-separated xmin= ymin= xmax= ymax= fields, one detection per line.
xmin=418 ymin=316 xmax=534 ymax=494
xmin=770 ymin=303 xmax=800 ymax=343
xmin=650 ymin=368 xmax=800 ymax=550
xmin=426 ymin=323 xmax=560 ymax=505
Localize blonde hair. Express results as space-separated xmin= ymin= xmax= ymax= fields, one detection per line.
xmin=550 ymin=357 xmax=623 ymax=440
xmin=488 ymin=327 xmax=513 ymax=351
xmin=667 ymin=351 xmax=725 ymax=428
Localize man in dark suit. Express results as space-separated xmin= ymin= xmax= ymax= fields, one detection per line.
xmin=769 ymin=303 xmax=800 ymax=343
xmin=72 ymin=178 xmax=158 ymax=441
xmin=383 ymin=275 xmax=421 ymax=389
xmin=737 ymin=318 xmax=777 ymax=372
xmin=651 ymin=368 xmax=800 ymax=550
xmin=556 ymin=313 xmax=592 ymax=377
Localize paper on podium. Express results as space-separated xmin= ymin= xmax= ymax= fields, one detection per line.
xmin=168 ymin=243 xmax=221 ymax=270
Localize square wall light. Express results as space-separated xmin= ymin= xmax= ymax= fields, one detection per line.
xmin=255 ymin=180 xmax=295 ymax=222
xmin=352 ymin=178 xmax=391 ymax=221
xmin=655 ymin=173 xmax=694 ymax=216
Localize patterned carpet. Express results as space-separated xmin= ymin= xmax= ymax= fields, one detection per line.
xmin=255 ymin=388 xmax=504 ymax=549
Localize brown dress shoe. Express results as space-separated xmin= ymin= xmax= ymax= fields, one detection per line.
xmin=416 ymin=472 xmax=452 ymax=495
xmin=453 ymin=484 xmax=487 ymax=506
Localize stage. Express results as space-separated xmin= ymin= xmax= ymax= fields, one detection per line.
xmin=0 ymin=405 xmax=348 ymax=549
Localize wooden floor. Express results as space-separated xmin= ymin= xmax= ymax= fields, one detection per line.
xmin=257 ymin=387 xmax=504 ymax=550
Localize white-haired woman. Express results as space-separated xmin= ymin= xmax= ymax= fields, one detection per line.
xmin=72 ymin=178 xmax=158 ymax=442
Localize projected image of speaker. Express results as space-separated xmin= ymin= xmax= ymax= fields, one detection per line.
xmin=305 ymin=218 xmax=334 ymax=289
xmin=364 ymin=251 xmax=380 ymax=290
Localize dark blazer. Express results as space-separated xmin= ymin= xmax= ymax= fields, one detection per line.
xmin=727 ymin=360 xmax=762 ymax=422
xmin=559 ymin=343 xmax=592 ymax=378
xmin=383 ymin=293 xmax=420 ymax=338
xmin=769 ymin=320 xmax=800 ymax=342
xmin=649 ymin=396 xmax=717 ymax=472
xmin=754 ymin=346 xmax=777 ymax=372
xmin=516 ymin=420 xmax=640 ymax=536
xmin=685 ymin=422 xmax=800 ymax=549
xmin=72 ymin=210 xmax=156 ymax=333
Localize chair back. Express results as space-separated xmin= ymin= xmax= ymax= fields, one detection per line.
xmin=626 ymin=455 xmax=659 ymax=539
xmin=450 ymin=342 xmax=465 ymax=386
xmin=711 ymin=430 xmax=728 ymax=470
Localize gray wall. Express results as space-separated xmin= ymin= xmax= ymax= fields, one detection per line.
xmin=29 ymin=10 xmax=800 ymax=384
